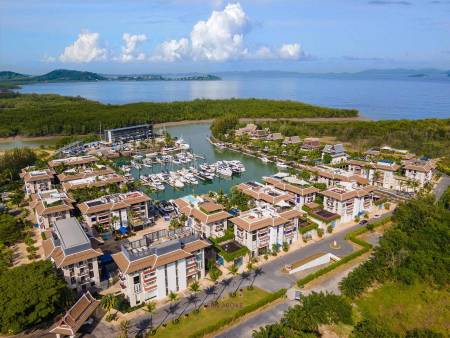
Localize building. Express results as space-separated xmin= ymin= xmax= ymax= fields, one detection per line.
xmin=320 ymin=184 xmax=375 ymax=223
xmin=301 ymin=138 xmax=321 ymax=150
xmin=77 ymin=191 xmax=152 ymax=232
xmin=57 ymin=167 xmax=115 ymax=184
xmin=283 ymin=136 xmax=301 ymax=145
xmin=61 ymin=173 xmax=126 ymax=192
xmin=262 ymin=176 xmax=319 ymax=207
xmin=49 ymin=292 xmax=100 ymax=338
xmin=112 ymin=228 xmax=210 ymax=306
xmin=20 ymin=168 xmax=55 ymax=195
xmin=230 ymin=204 xmax=303 ymax=257
xmin=43 ymin=218 xmax=103 ymax=292
xmin=266 ymin=132 xmax=283 ymax=141
xmin=104 ymin=124 xmax=153 ymax=144
xmin=236 ymin=181 xmax=294 ymax=209
xmin=404 ymin=159 xmax=434 ymax=187
xmin=321 ymin=144 xmax=348 ymax=164
xmin=48 ymin=155 xmax=98 ymax=170
xmin=315 ymin=166 xmax=369 ymax=188
xmin=30 ymin=189 xmax=74 ymax=229
xmin=174 ymin=195 xmax=232 ymax=238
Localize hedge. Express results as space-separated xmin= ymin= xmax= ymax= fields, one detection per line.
xmin=297 ymin=216 xmax=392 ymax=287
xmin=299 ymin=223 xmax=318 ymax=234
xmin=209 ymin=236 xmax=249 ymax=262
xmin=188 ymin=288 xmax=287 ymax=338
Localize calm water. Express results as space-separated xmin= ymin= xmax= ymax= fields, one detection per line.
xmin=133 ymin=123 xmax=278 ymax=201
xmin=0 ymin=138 xmax=61 ymax=150
xmin=19 ymin=75 xmax=450 ymax=120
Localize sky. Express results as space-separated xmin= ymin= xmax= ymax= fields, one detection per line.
xmin=0 ymin=0 xmax=449 ymax=74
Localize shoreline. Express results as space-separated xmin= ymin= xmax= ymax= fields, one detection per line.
xmin=0 ymin=116 xmax=367 ymax=144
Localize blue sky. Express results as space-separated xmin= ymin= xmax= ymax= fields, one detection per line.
xmin=0 ymin=0 xmax=449 ymax=74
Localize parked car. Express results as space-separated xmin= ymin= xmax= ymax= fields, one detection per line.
xmin=358 ymin=220 xmax=368 ymax=225
xmin=294 ymin=290 xmax=303 ymax=301
xmin=374 ymin=214 xmax=381 ymax=218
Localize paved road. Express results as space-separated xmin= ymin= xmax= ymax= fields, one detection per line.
xmin=434 ymin=174 xmax=450 ymax=201
xmin=91 ymin=213 xmax=393 ymax=337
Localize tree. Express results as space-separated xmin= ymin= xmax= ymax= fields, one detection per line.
xmin=227 ymin=264 xmax=239 ymax=279
xmin=211 ymin=114 xmax=239 ymax=139
xmin=101 ymin=294 xmax=118 ymax=317
xmin=351 ymin=319 xmax=398 ymax=338
xmin=168 ymin=291 xmax=178 ymax=303
xmin=248 ymin=267 xmax=264 ymax=290
xmin=118 ymin=319 xmax=130 ymax=338
xmin=208 ymin=265 xmax=222 ymax=283
xmin=143 ymin=301 xmax=156 ymax=334
xmin=189 ymin=281 xmax=200 ymax=294
xmin=323 ymin=153 xmax=332 ymax=164
xmin=0 ymin=213 xmax=22 ymax=246
xmin=0 ymin=261 xmax=69 ymax=334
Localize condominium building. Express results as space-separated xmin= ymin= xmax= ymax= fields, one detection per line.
xmin=57 ymin=167 xmax=114 ymax=184
xmin=320 ymin=184 xmax=375 ymax=223
xmin=230 ymin=204 xmax=303 ymax=257
xmin=43 ymin=218 xmax=103 ymax=292
xmin=404 ymin=159 xmax=434 ymax=186
xmin=61 ymin=173 xmax=126 ymax=192
xmin=315 ymin=166 xmax=369 ymax=188
xmin=236 ymin=181 xmax=294 ymax=209
xmin=48 ymin=155 xmax=98 ymax=170
xmin=112 ymin=228 xmax=210 ymax=306
xmin=174 ymin=195 xmax=232 ymax=238
xmin=263 ymin=176 xmax=319 ymax=207
xmin=20 ymin=167 xmax=54 ymax=195
xmin=30 ymin=189 xmax=74 ymax=229
xmin=77 ymin=191 xmax=152 ymax=232
xmin=104 ymin=124 xmax=153 ymax=144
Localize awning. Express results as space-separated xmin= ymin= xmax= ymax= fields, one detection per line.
xmin=119 ymin=226 xmax=128 ymax=234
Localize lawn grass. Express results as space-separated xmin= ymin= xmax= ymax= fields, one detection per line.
xmin=355 ymin=281 xmax=450 ymax=336
xmin=153 ymin=287 xmax=270 ymax=338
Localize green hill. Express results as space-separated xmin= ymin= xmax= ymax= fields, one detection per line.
xmin=32 ymin=69 xmax=106 ymax=82
xmin=0 ymin=71 xmax=30 ymax=81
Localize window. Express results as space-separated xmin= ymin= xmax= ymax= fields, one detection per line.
xmin=175 ymin=261 xmax=179 ymax=291
xmin=91 ymin=281 xmax=95 ymax=286
xmin=71 ymin=277 xmax=76 ymax=284
xmin=133 ymin=275 xmax=140 ymax=284
xmin=252 ymin=233 xmax=257 ymax=241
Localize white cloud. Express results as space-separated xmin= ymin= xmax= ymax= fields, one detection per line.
xmin=151 ymin=38 xmax=189 ymax=62
xmin=254 ymin=46 xmax=274 ymax=59
xmin=119 ymin=33 xmax=147 ymax=62
xmin=59 ymin=31 xmax=106 ymax=63
xmin=190 ymin=3 xmax=248 ymax=61
xmin=278 ymin=43 xmax=302 ymax=60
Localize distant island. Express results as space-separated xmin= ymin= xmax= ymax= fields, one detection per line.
xmin=0 ymin=69 xmax=221 ymax=89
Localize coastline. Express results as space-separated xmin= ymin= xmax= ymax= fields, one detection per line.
xmin=0 ymin=116 xmax=368 ymax=144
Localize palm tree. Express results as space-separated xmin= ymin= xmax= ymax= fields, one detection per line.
xmin=118 ymin=320 xmax=130 ymax=338
xmin=143 ymin=301 xmax=157 ymax=335
xmin=248 ymin=267 xmax=264 ymax=290
xmin=214 ymin=277 xmax=233 ymax=303
xmin=100 ymin=294 xmax=117 ymax=317
xmin=233 ymin=271 xmax=251 ymax=296
xmin=196 ymin=285 xmax=216 ymax=312
xmin=168 ymin=291 xmax=178 ymax=303
xmin=156 ymin=302 xmax=179 ymax=331
xmin=189 ymin=281 xmax=200 ymax=294
xmin=227 ymin=264 xmax=239 ymax=279
xmin=176 ymin=293 xmax=198 ymax=322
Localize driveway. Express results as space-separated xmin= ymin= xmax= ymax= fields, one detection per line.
xmin=434 ymin=174 xmax=450 ymax=201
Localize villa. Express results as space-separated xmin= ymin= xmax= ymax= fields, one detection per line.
xmin=20 ymin=167 xmax=55 ymax=195
xmin=42 ymin=218 xmax=103 ymax=292
xmin=320 ymin=183 xmax=375 ymax=224
xmin=235 ymin=123 xmax=269 ymax=139
xmin=48 ymin=155 xmax=98 ymax=170
xmin=30 ymin=189 xmax=74 ymax=229
xmin=266 ymin=132 xmax=283 ymax=141
xmin=229 ymin=204 xmax=303 ymax=257
xmin=77 ymin=191 xmax=152 ymax=232
xmin=56 ymin=167 xmax=115 ymax=184
xmin=263 ymin=176 xmax=319 ymax=207
xmin=321 ymin=144 xmax=348 ymax=164
xmin=174 ymin=195 xmax=232 ymax=238
xmin=301 ymin=138 xmax=321 ymax=151
xmin=112 ymin=228 xmax=210 ymax=306
xmin=61 ymin=173 xmax=126 ymax=192
xmin=283 ymin=136 xmax=301 ymax=145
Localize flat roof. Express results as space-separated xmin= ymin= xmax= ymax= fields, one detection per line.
xmin=54 ymin=218 xmax=90 ymax=251
xmin=105 ymin=124 xmax=151 ymax=133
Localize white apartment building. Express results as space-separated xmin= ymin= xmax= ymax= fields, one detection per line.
xmin=321 ymin=183 xmax=375 ymax=223
xmin=263 ymin=176 xmax=319 ymax=207
xmin=315 ymin=166 xmax=369 ymax=188
xmin=321 ymin=144 xmax=348 ymax=164
xmin=230 ymin=204 xmax=303 ymax=257
xmin=61 ymin=173 xmax=126 ymax=192
xmin=112 ymin=228 xmax=210 ymax=306
xmin=48 ymin=155 xmax=98 ymax=170
xmin=174 ymin=195 xmax=232 ymax=238
xmin=77 ymin=191 xmax=151 ymax=232
xmin=20 ymin=168 xmax=54 ymax=195
xmin=236 ymin=181 xmax=294 ymax=209
xmin=43 ymin=218 xmax=103 ymax=292
xmin=404 ymin=160 xmax=434 ymax=187
xmin=30 ymin=189 xmax=74 ymax=229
